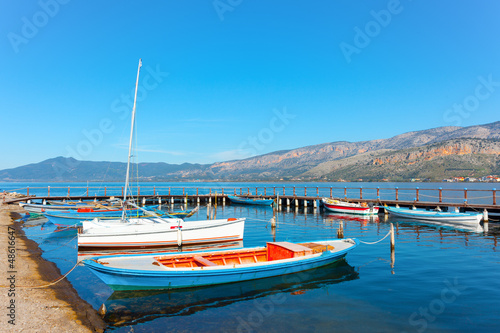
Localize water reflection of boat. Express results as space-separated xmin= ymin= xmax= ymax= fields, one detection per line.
xmin=324 ymin=213 xmax=380 ymax=224
xmin=102 ymin=259 xmax=358 ymax=327
xmin=387 ymin=215 xmax=484 ymax=233
xmin=40 ymin=223 xmax=77 ymax=246
xmin=22 ymin=215 xmax=49 ymax=227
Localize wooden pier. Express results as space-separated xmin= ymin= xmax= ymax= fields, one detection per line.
xmin=3 ymin=185 xmax=499 ymax=215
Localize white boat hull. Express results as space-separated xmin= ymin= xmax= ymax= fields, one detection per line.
xmin=78 ymin=217 xmax=245 ymax=248
xmin=321 ymin=198 xmax=379 ymax=215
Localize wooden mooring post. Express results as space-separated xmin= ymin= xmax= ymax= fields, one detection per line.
xmin=337 ymin=221 xmax=344 ymax=239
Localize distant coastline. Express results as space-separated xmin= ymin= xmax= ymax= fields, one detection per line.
xmin=1 ymin=121 xmax=499 ymax=183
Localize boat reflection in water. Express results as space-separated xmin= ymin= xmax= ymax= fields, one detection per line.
xmin=101 ymin=259 xmax=358 ymax=327
xmin=323 ymin=213 xmax=380 ymax=227
xmin=386 ymin=216 xmax=484 ymax=233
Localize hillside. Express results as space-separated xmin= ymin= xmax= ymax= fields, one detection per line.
xmin=0 ymin=157 xmax=209 ymax=182
xmin=191 ymin=121 xmax=500 ymax=180
xmin=0 ymin=121 xmax=499 ymax=182
xmin=302 ymin=138 xmax=500 ymax=181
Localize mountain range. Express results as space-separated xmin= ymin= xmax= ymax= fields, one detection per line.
xmin=1 ymin=121 xmax=499 ymax=182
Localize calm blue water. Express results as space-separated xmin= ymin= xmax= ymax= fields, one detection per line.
xmin=8 ymin=182 xmax=500 ymax=332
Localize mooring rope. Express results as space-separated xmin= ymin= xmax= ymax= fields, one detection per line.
xmin=0 ymin=260 xmax=82 ymax=289
xmin=358 ymin=229 xmax=392 ymax=245
xmin=463 ymin=203 xmax=499 ymax=222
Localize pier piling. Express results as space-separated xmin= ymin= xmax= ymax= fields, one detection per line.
xmin=337 ymin=221 xmax=344 ymax=239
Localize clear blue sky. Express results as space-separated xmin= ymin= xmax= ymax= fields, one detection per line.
xmin=1 ymin=0 xmax=499 ymax=170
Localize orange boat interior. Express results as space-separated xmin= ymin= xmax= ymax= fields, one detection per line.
xmin=154 ymin=242 xmax=334 ymax=268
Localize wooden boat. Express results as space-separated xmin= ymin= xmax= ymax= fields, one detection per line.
xmin=19 ymin=202 xmax=98 ymax=213
xmin=77 ymin=59 xmax=246 ymax=248
xmin=152 ymin=206 xmax=199 ymax=219
xmin=322 ymin=198 xmax=379 ymax=215
xmin=384 ymin=206 xmax=483 ymax=228
xmin=44 ymin=206 xmax=197 ymax=227
xmin=43 ymin=205 xmax=160 ymax=227
xmin=82 ymin=238 xmax=358 ymax=290
xmin=77 ymin=217 xmax=245 ymax=248
xmin=47 ymin=199 xmax=121 ymax=206
xmin=227 ymin=195 xmax=274 ymax=206
xmin=19 ymin=199 xmax=120 ymax=213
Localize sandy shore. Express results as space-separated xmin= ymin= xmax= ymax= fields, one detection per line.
xmin=0 ymin=197 xmax=106 ymax=332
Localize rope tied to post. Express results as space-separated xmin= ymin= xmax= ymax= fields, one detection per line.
xmin=358 ymin=229 xmax=392 ymax=245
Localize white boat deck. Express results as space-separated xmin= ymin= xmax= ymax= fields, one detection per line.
xmin=95 ymin=256 xmax=163 ymax=271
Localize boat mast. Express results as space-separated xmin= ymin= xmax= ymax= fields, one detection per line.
xmin=122 ymin=59 xmax=142 ymax=219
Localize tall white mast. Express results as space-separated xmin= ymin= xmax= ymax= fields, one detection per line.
xmin=122 ymin=59 xmax=142 ymax=219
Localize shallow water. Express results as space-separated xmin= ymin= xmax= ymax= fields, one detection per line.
xmin=22 ymin=203 xmax=500 ymax=332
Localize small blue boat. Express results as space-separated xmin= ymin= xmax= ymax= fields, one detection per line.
xmin=384 ymin=206 xmax=483 ymax=231
xmin=227 ymin=195 xmax=274 ymax=206
xmin=19 ymin=202 xmax=98 ymax=213
xmin=83 ymin=238 xmax=358 ymax=291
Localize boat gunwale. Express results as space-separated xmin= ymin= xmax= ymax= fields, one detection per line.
xmin=43 ymin=205 xmax=160 ymax=217
xmin=82 ymin=238 xmax=359 ymax=276
xmin=79 ymin=218 xmax=246 ymax=238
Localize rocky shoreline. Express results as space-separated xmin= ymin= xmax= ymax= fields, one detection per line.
xmin=0 ymin=196 xmax=106 ymax=332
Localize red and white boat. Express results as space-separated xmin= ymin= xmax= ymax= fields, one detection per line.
xmin=321 ymin=198 xmax=379 ymax=215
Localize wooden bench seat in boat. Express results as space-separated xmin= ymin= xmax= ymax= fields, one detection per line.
xmin=298 ymin=242 xmax=334 ymax=254
xmin=154 ymin=249 xmax=268 ymax=268
xmin=192 ymin=255 xmax=218 ymax=267
xmin=267 ymin=242 xmax=314 ymax=261
xmin=154 ymin=243 xmax=334 ymax=268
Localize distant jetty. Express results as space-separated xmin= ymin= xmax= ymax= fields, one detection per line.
xmin=4 ymin=185 xmax=499 ymax=217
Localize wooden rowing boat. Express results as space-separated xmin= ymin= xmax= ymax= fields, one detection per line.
xmin=43 ymin=205 xmax=158 ymax=226
xmin=384 ymin=206 xmax=483 ymax=229
xmin=322 ymin=198 xmax=379 ymax=215
xmin=19 ymin=202 xmax=98 ymax=213
xmin=43 ymin=206 xmax=197 ymax=227
xmin=82 ymin=238 xmax=358 ymax=290
xmin=77 ymin=217 xmax=245 ymax=248
xmin=227 ymin=195 xmax=274 ymax=206
xmin=19 ymin=199 xmax=120 ymax=213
